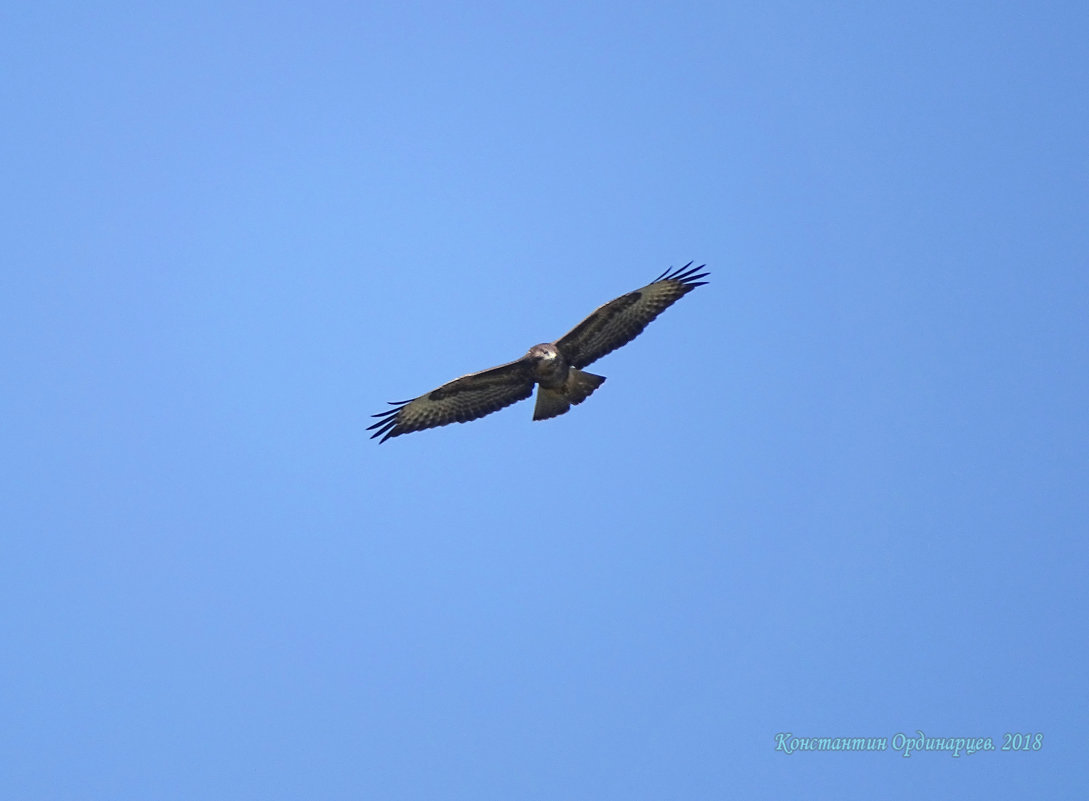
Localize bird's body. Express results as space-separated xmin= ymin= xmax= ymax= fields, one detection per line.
xmin=524 ymin=343 xmax=606 ymax=422
xmin=368 ymin=263 xmax=708 ymax=442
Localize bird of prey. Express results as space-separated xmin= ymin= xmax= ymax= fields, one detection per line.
xmin=368 ymin=262 xmax=709 ymax=442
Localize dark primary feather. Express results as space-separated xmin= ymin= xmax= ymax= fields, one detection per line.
xmin=555 ymin=262 xmax=709 ymax=368
xmin=367 ymin=359 xmax=535 ymax=442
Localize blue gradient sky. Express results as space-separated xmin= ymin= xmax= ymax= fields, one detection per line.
xmin=3 ymin=2 xmax=1087 ymax=799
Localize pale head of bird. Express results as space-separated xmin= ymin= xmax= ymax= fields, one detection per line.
xmin=527 ymin=343 xmax=559 ymax=362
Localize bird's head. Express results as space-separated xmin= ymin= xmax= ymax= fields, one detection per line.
xmin=527 ymin=343 xmax=558 ymax=362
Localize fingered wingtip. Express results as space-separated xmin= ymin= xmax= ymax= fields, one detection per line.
xmin=367 ymin=418 xmax=401 ymax=442
xmin=655 ymin=262 xmax=709 ymax=285
xmin=368 ymin=399 xmax=412 ymax=441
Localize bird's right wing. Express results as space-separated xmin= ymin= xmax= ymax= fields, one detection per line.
xmin=368 ymin=358 xmax=536 ymax=442
xmin=555 ymin=263 xmax=709 ymax=369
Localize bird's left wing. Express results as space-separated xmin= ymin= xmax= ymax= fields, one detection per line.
xmin=555 ymin=263 xmax=709 ymax=368
xmin=368 ymin=358 xmax=536 ymax=442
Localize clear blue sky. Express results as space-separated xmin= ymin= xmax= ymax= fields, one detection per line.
xmin=3 ymin=2 xmax=1087 ymax=798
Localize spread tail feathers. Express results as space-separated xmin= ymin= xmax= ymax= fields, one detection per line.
xmin=533 ymin=370 xmax=606 ymax=421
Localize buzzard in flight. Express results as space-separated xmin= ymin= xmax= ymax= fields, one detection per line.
xmin=368 ymin=263 xmax=709 ymax=442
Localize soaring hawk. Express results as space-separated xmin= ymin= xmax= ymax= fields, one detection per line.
xmin=369 ymin=263 xmax=709 ymax=442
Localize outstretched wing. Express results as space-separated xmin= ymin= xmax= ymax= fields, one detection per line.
xmin=555 ymin=263 xmax=709 ymax=368
xmin=368 ymin=358 xmax=536 ymax=443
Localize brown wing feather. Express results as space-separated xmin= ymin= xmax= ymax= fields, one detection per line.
xmin=555 ymin=263 xmax=709 ymax=368
xmin=368 ymin=358 xmax=536 ymax=442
